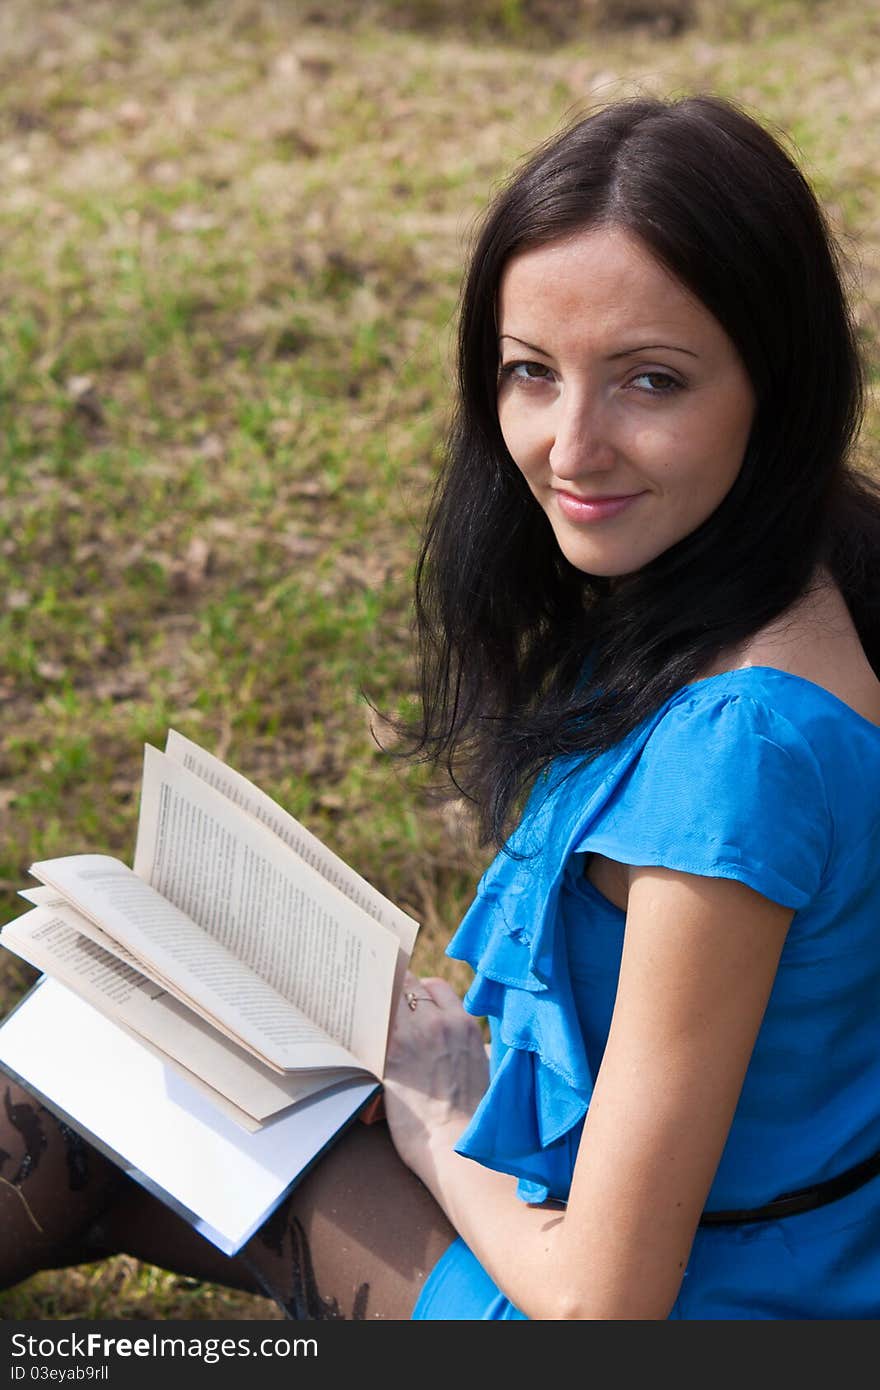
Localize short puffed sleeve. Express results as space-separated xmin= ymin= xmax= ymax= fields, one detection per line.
xmin=572 ymin=690 xmax=832 ymax=909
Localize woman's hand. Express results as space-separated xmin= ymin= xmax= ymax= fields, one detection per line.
xmin=382 ymin=971 xmax=489 ymax=1182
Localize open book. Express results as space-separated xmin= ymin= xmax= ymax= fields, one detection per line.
xmin=0 ymin=730 xmax=418 ymax=1252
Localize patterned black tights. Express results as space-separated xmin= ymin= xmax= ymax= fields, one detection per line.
xmin=0 ymin=1081 xmax=454 ymax=1320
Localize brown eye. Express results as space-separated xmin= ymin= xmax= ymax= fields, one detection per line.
xmin=630 ymin=371 xmax=681 ymax=393
xmin=500 ymin=360 xmax=553 ymax=383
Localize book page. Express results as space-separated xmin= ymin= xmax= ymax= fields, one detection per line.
xmin=1 ymin=907 xmax=356 ymax=1123
xmin=165 ymin=729 xmax=418 ymax=953
xmin=4 ymin=906 xmax=156 ymax=1010
xmin=132 ymin=746 xmax=398 ymax=1076
xmin=18 ymin=886 xmax=65 ymax=907
xmin=26 ymin=858 xmax=366 ymax=1075
xmin=21 ymin=890 xmax=166 ymax=975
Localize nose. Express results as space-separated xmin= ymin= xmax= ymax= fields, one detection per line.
xmin=547 ymin=387 xmax=615 ymax=481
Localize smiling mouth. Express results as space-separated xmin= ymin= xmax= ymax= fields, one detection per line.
xmin=553 ymin=490 xmax=645 ymax=522
xmin=556 ymin=490 xmax=642 ymax=503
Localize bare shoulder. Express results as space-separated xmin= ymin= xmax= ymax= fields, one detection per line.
xmin=704 ymin=569 xmax=880 ymax=727
xmin=587 ymin=572 xmax=880 ymax=914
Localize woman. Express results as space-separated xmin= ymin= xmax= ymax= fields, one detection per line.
xmin=3 ymin=92 xmax=880 ymax=1319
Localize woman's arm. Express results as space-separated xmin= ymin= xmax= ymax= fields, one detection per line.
xmin=384 ymin=867 xmax=793 ymax=1319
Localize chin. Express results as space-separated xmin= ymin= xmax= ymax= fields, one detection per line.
xmin=549 ymin=515 xmax=692 ymax=577
xmin=555 ymin=540 xmax=656 ymax=579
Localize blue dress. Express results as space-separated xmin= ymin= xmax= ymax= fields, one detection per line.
xmin=411 ymin=667 xmax=880 ymax=1319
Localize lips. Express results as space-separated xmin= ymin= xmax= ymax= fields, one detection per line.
xmin=554 ymin=490 xmax=645 ymax=522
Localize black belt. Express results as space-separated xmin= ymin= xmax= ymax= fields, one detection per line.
xmin=699 ymin=1145 xmax=880 ymax=1226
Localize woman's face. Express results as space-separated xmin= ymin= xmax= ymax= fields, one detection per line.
xmin=496 ymin=225 xmax=756 ymax=577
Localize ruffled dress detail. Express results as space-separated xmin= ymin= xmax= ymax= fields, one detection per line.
xmin=447 ymin=676 xmax=838 ymax=1207
xmin=445 ymin=743 xmax=635 ymax=1203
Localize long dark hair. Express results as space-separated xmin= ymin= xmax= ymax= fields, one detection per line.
xmin=406 ymin=94 xmax=880 ymax=846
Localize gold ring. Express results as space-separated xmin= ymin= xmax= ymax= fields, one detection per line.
xmin=404 ymin=991 xmax=434 ymax=1011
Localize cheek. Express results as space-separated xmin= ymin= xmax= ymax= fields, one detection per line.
xmin=690 ymin=418 xmax=752 ymax=503
xmin=626 ymin=419 xmax=696 ymax=489
xmin=652 ymin=402 xmax=751 ymax=501
xmin=688 ymin=384 xmax=755 ymax=489
xmin=498 ymin=400 xmax=539 ymax=475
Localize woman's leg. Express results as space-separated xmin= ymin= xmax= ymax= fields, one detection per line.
xmin=0 ymin=1079 xmax=456 ymax=1319
xmin=0 ymin=1079 xmax=127 ymax=1287
xmin=90 ymin=1120 xmax=456 ymax=1319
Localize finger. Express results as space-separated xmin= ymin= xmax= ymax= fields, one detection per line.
xmin=421 ymin=977 xmax=464 ymax=1008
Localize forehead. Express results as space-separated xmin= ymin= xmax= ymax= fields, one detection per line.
xmin=497 ymin=225 xmax=717 ymax=345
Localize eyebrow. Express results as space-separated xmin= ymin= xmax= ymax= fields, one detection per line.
xmin=498 ymin=334 xmax=549 ymax=355
xmin=609 ymin=343 xmax=699 ymax=360
xmin=498 ymin=334 xmax=699 ymax=360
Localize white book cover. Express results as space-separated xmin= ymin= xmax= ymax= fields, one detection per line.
xmin=0 ymin=977 xmax=378 ymax=1256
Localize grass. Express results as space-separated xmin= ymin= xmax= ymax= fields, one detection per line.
xmin=0 ymin=0 xmax=877 ymax=1319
